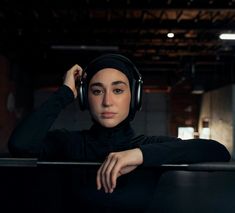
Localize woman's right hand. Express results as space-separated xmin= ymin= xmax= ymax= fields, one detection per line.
xmin=63 ymin=64 xmax=83 ymax=98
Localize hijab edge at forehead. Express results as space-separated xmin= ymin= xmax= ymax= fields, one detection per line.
xmin=84 ymin=54 xmax=134 ymax=86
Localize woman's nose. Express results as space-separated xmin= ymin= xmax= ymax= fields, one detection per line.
xmin=102 ymin=91 xmax=113 ymax=107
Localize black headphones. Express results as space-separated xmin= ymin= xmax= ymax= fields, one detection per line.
xmin=78 ymin=54 xmax=143 ymax=116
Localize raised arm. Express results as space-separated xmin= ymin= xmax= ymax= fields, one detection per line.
xmin=8 ymin=65 xmax=83 ymax=157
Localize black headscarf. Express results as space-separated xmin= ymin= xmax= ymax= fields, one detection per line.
xmin=85 ymin=54 xmax=135 ymax=88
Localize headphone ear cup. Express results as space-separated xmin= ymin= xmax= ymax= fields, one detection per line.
xmin=131 ymin=80 xmax=136 ymax=112
xmin=78 ymin=80 xmax=87 ymax=111
xmin=131 ymin=78 xmax=143 ymax=112
xmin=134 ymin=79 xmax=143 ymax=111
xmin=136 ymin=79 xmax=143 ymax=111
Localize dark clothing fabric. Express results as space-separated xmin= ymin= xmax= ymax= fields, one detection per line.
xmin=7 ymin=85 xmax=231 ymax=212
xmin=84 ymin=53 xmax=135 ymax=87
xmin=8 ymin=85 xmax=230 ymax=164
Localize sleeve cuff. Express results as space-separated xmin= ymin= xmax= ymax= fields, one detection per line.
xmin=55 ymin=85 xmax=75 ymax=108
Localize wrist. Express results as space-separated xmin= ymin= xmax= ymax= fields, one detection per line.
xmin=134 ymin=148 xmax=143 ymax=165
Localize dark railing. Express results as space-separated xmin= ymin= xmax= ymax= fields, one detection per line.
xmin=0 ymin=158 xmax=235 ymax=213
xmin=1 ymin=157 xmax=235 ymax=170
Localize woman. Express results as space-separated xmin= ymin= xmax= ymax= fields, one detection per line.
xmin=8 ymin=54 xmax=230 ymax=211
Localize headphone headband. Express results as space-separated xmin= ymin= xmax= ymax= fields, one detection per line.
xmin=78 ymin=54 xmax=143 ymax=120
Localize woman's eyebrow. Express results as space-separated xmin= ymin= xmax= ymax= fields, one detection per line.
xmin=112 ymin=81 xmax=128 ymax=86
xmin=90 ymin=82 xmax=103 ymax=88
xmin=90 ymin=81 xmax=128 ymax=87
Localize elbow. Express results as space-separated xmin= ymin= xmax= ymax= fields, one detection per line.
xmin=8 ymin=134 xmax=30 ymax=157
xmin=8 ymin=135 xmax=22 ymax=157
xmin=208 ymin=139 xmax=231 ymax=162
xmin=220 ymin=144 xmax=231 ymax=162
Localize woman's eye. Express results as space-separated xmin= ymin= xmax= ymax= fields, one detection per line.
xmin=92 ymin=89 xmax=103 ymax=95
xmin=113 ymin=89 xmax=124 ymax=94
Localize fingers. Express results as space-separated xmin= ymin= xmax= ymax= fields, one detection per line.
xmin=105 ymin=158 xmax=118 ymax=193
xmin=111 ymin=163 xmax=122 ymax=190
xmin=96 ymin=158 xmax=108 ymax=191
xmin=68 ymin=64 xmax=83 ymax=81
xmin=70 ymin=64 xmax=83 ymax=75
xmin=96 ymin=149 xmax=142 ymax=193
xmin=96 ymin=154 xmax=119 ymax=193
xmin=96 ymin=168 xmax=101 ymax=190
xmin=66 ymin=64 xmax=83 ymax=80
xmin=97 ymin=158 xmax=110 ymax=193
xmin=63 ymin=64 xmax=83 ymax=98
xmin=101 ymin=158 xmax=111 ymax=193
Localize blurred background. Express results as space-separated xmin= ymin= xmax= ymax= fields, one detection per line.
xmin=0 ymin=0 xmax=235 ymax=158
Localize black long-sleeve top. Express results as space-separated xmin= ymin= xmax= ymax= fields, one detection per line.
xmin=7 ymin=85 xmax=231 ymax=212
xmin=8 ymin=85 xmax=231 ymax=165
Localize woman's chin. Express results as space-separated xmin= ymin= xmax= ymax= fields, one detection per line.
xmin=99 ymin=119 xmax=120 ymax=128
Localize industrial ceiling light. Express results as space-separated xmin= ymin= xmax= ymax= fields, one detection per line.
xmin=167 ymin=32 xmax=174 ymax=38
xmin=219 ymin=33 xmax=235 ymax=40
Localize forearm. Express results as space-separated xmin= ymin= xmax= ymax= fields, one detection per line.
xmin=8 ymin=85 xmax=74 ymax=157
xmin=139 ymin=139 xmax=231 ymax=167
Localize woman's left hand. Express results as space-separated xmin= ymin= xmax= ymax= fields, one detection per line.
xmin=96 ymin=148 xmax=143 ymax=193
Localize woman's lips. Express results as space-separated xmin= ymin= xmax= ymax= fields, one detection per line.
xmin=101 ymin=112 xmax=117 ymax=119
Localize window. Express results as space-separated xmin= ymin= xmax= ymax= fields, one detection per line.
xmin=178 ymin=127 xmax=195 ymax=139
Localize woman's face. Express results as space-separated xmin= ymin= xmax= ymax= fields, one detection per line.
xmin=88 ymin=68 xmax=131 ymax=128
